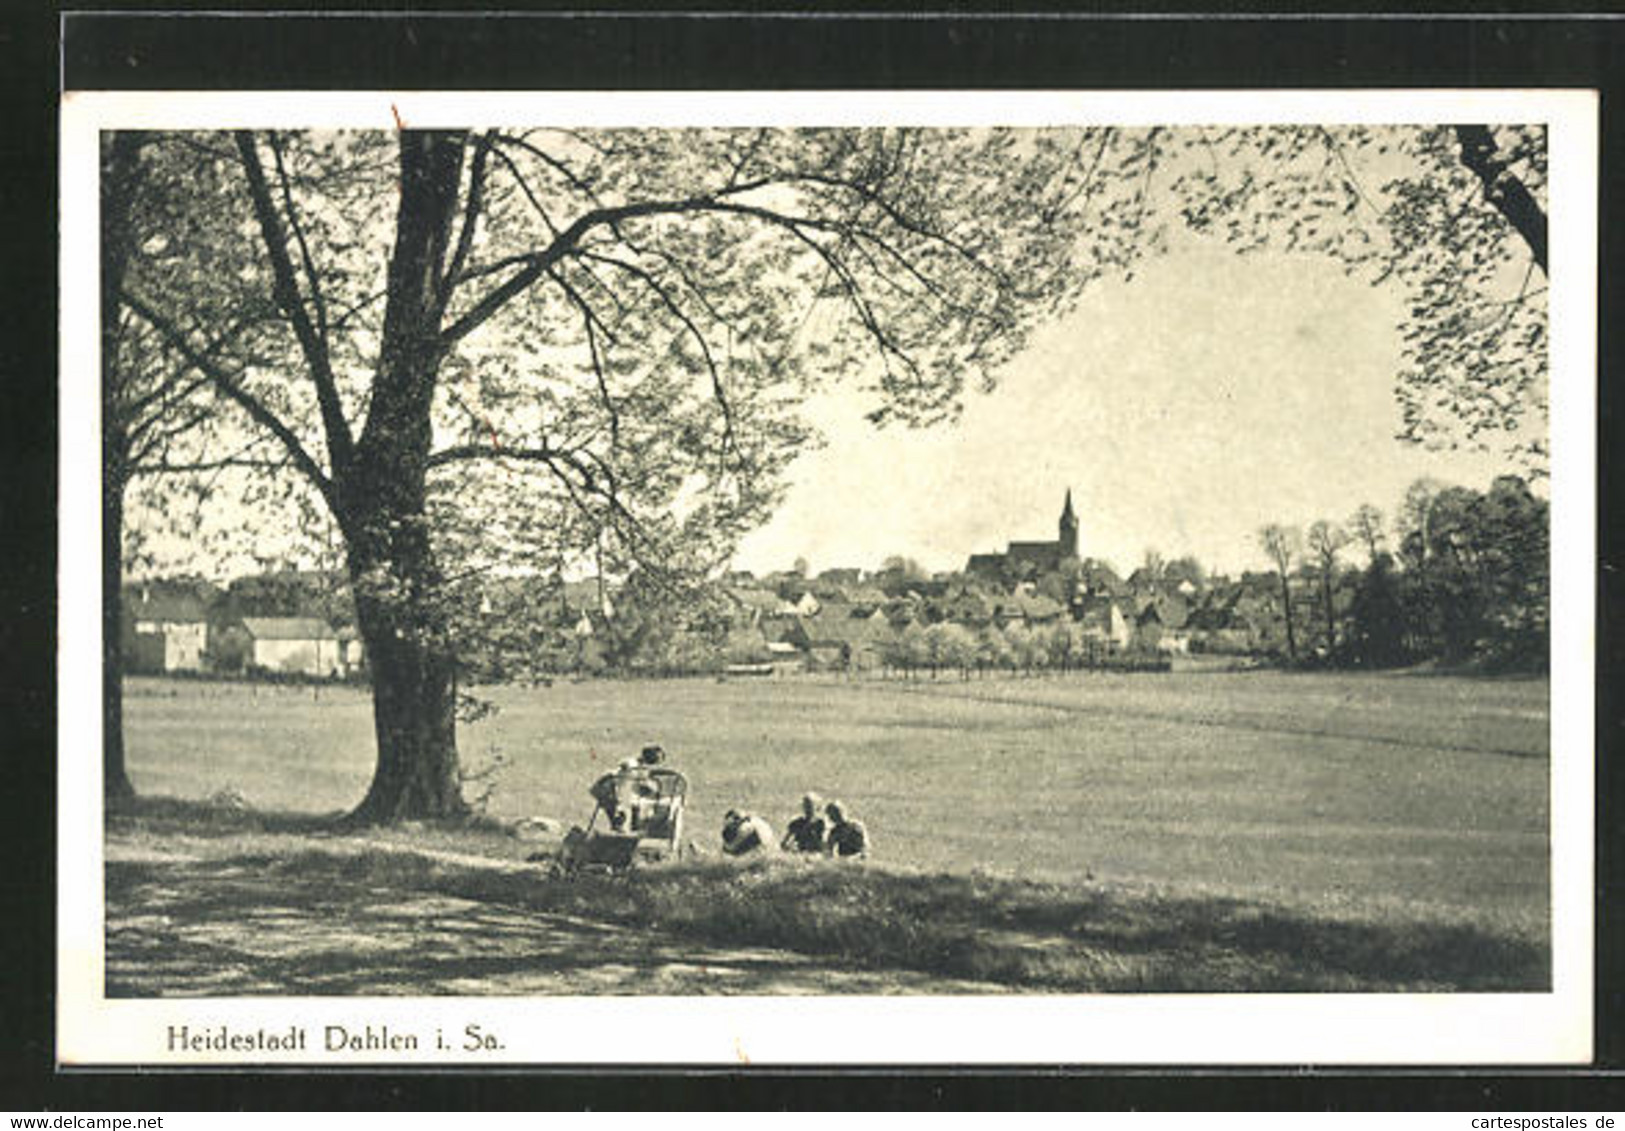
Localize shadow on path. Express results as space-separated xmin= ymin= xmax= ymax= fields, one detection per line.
xmin=105 ymin=853 xmax=1007 ymax=997
xmin=103 ymin=796 xmax=1548 ymax=995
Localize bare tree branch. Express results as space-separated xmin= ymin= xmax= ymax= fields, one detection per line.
xmin=119 ymin=315 xmax=251 ymax=428
xmin=548 ymin=267 xmax=621 ymax=450
xmin=268 ymin=131 xmax=330 ymax=343
xmin=483 ymin=145 xmax=561 ymax=243
xmin=771 ymin=220 xmax=923 ymax=390
xmin=1316 ymin=127 xmax=1382 ymax=220
xmin=440 ymin=192 xmax=743 ymax=346
xmin=132 ymin=457 xmax=288 ymax=476
xmin=234 ymin=130 xmax=355 ymax=475
xmin=126 ymin=400 xmax=214 ymax=466
xmin=329 ymin=288 xmax=390 ymax=333
xmin=441 ymin=152 xmax=963 ymax=350
xmin=440 ymin=130 xmax=493 ymax=314
xmin=493 ymin=132 xmax=603 ymax=209
xmin=577 ymin=250 xmax=739 ymax=464
xmin=129 ymin=430 xmax=280 ymax=477
xmin=724 ymin=129 xmax=771 ymax=189
xmin=428 ymin=439 xmax=663 ymax=572
xmin=122 ymin=287 xmax=336 ymax=506
xmin=731 ymin=167 xmax=1004 ymax=283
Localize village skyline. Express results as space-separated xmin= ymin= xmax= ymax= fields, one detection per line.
xmin=733 ymin=237 xmax=1532 ymax=580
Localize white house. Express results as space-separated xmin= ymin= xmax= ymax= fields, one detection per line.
xmin=1076 ymin=596 xmax=1133 ymax=652
xmin=778 ymin=591 xmax=821 ymax=617
xmin=125 ymin=585 xmax=211 ymax=673
xmin=139 ymin=618 xmax=208 ymax=672
xmin=240 ymin=617 xmax=357 ymax=677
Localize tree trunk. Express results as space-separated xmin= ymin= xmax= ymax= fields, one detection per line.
xmin=340 ymin=131 xmax=472 ymax=824
xmin=1321 ymin=571 xmax=1336 ymax=657
xmin=1278 ymin=573 xmax=1297 ymax=660
xmin=101 ymin=132 xmax=145 ymax=806
xmin=102 ymin=469 xmax=135 ymax=804
xmin=340 ymin=430 xmax=465 ymax=823
xmin=346 ymin=560 xmax=465 ymax=823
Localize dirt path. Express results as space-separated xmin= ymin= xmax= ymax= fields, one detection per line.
xmin=105 ymin=838 xmax=1009 ymax=996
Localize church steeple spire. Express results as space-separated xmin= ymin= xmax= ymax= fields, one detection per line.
xmin=1059 ymin=489 xmax=1078 ymax=558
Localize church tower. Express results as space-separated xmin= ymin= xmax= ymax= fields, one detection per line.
xmin=1058 ymin=489 xmax=1079 ymax=559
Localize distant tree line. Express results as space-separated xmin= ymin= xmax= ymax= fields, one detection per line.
xmin=1257 ymin=474 xmax=1547 ymax=673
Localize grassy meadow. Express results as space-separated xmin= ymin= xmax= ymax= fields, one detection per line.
xmin=121 ymin=668 xmax=1550 ymax=933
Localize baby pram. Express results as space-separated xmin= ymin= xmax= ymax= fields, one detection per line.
xmin=549 ymin=767 xmax=688 ymax=877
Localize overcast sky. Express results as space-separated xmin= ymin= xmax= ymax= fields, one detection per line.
xmin=733 ymin=238 xmax=1521 ymax=579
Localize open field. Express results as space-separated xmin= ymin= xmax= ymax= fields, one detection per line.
xmin=121 ymin=669 xmax=1550 ymax=931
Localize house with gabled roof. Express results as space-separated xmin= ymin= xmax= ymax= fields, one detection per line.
xmin=760 ymin=613 xmax=810 ymax=651
xmin=991 ymin=591 xmax=1065 ymax=628
xmin=1158 ymin=608 xmax=1191 ymax=654
xmin=845 ymin=585 xmax=889 ymax=614
xmin=781 ymin=589 xmax=821 ymax=617
xmin=123 ymin=580 xmax=217 ymax=673
xmin=724 ymin=585 xmax=782 ymax=627
xmin=1125 ymin=566 xmax=1161 ymax=595
xmin=1076 ymin=595 xmax=1132 ymax=652
xmin=1076 ymin=557 xmax=1124 ymax=598
xmin=240 ymin=617 xmax=359 ymax=677
xmin=937 ymin=584 xmax=993 ymax=628
xmin=1186 ymin=586 xmax=1253 ymax=654
xmin=802 ymin=601 xmax=899 ymax=671
xmin=882 ymin=594 xmax=923 ymax=627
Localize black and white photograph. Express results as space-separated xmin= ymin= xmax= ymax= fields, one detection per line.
xmin=57 ymin=88 xmax=1596 ymax=1066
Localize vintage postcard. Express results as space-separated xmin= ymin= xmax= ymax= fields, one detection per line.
xmin=58 ymin=88 xmax=1596 ymax=1065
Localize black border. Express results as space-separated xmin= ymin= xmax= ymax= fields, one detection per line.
xmin=58 ymin=11 xmax=1625 ymax=92
xmin=8 ymin=7 xmax=1620 ymax=1111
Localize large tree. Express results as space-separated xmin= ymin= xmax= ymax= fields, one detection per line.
xmin=1305 ymin=519 xmax=1350 ymax=657
xmin=100 ymin=132 xmax=145 ymax=803
xmin=1348 ymin=503 xmax=1385 ymax=561
xmin=1258 ymin=524 xmax=1301 ymax=661
xmin=1346 ymin=551 xmax=1408 ymax=669
xmin=120 ymin=126 xmax=1146 ymax=821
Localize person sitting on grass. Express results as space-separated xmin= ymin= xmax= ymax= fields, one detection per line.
xmin=824 ymin=800 xmax=870 ymax=859
xmin=721 ymin=809 xmax=775 ymax=856
xmin=780 ymin=793 xmax=828 ymax=854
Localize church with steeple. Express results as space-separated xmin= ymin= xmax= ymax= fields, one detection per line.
xmin=965 ymin=491 xmax=1080 ymax=582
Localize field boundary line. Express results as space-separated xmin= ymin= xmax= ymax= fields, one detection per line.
xmin=855 ymin=679 xmax=1548 ymax=760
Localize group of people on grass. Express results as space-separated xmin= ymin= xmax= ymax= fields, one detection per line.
xmin=587 ymin=745 xmax=868 ymax=860
xmin=722 ymin=793 xmax=869 ymax=860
